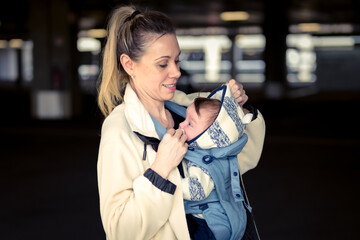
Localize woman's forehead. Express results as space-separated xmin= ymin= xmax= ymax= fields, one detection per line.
xmin=143 ymin=34 xmax=180 ymax=58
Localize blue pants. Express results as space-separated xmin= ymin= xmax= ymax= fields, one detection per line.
xmin=186 ymin=207 xmax=260 ymax=240
xmin=187 ymin=215 xmax=216 ymax=240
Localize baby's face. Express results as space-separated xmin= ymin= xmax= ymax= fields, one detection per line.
xmin=179 ymin=103 xmax=212 ymax=141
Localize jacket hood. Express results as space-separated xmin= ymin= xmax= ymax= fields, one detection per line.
xmin=188 ymin=85 xmax=252 ymax=149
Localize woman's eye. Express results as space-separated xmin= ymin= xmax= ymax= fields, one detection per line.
xmin=159 ymin=64 xmax=168 ymax=68
xmin=175 ymin=60 xmax=181 ymax=64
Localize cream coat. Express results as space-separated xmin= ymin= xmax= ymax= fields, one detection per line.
xmin=97 ymin=84 xmax=265 ymax=240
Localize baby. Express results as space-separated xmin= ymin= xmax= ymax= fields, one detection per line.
xmin=179 ymin=97 xmax=220 ymax=201
xmin=178 ymin=86 xmax=253 ymax=240
xmin=180 ymin=97 xmax=221 ymax=143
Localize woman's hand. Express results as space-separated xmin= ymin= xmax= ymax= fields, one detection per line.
xmin=227 ymin=79 xmax=248 ymax=106
xmin=151 ymin=128 xmax=188 ymax=179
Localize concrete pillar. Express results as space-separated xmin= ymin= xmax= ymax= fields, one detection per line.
xmin=29 ymin=0 xmax=78 ymax=119
xmin=263 ymin=1 xmax=290 ymax=99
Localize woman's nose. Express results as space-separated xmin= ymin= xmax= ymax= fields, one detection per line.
xmin=170 ymin=64 xmax=181 ymax=79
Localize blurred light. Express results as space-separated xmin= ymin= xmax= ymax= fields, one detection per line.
xmin=235 ymin=60 xmax=265 ymax=71
xmin=177 ymin=27 xmax=228 ymax=36
xmin=9 ymin=39 xmax=23 ymax=48
xmin=180 ymin=61 xmax=205 ymax=71
xmin=77 ymin=37 xmax=101 ymax=52
xmin=36 ymin=91 xmax=70 ymax=119
xmin=236 ymin=73 xmax=264 ymax=83
xmin=320 ymin=24 xmax=353 ymax=33
xmin=178 ymin=35 xmax=231 ymax=49
xmin=314 ymin=36 xmax=354 ymax=47
xmin=177 ymin=35 xmax=232 ymax=82
xmin=87 ymin=29 xmax=107 ymax=38
xmin=286 ymin=49 xmax=300 ymax=69
xmin=22 ymin=40 xmax=34 ymax=82
xmin=0 ymin=47 xmax=18 ymax=81
xmin=290 ymin=23 xmax=354 ymax=34
xmin=78 ymin=64 xmax=99 ymax=80
xmin=235 ymin=34 xmax=265 ymax=49
xmin=237 ymin=26 xmax=263 ymax=34
xmin=298 ymin=23 xmax=321 ymax=32
xmin=298 ymin=35 xmax=313 ymax=50
xmin=287 ymin=73 xmax=316 ymax=83
xmin=0 ymin=40 xmax=7 ymax=49
xmin=287 ymin=34 xmax=313 ymax=50
xmin=286 ymin=34 xmax=317 ymax=84
xmin=220 ymin=11 xmax=249 ymax=21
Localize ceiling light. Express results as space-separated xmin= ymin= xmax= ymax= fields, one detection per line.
xmin=220 ymin=11 xmax=249 ymax=21
xmin=87 ymin=29 xmax=107 ymax=38
xmin=77 ymin=37 xmax=101 ymax=52
xmin=9 ymin=39 xmax=23 ymax=48
xmin=0 ymin=40 xmax=7 ymax=48
xmin=298 ymin=23 xmax=321 ymax=32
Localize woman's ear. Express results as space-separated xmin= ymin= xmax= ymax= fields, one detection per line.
xmin=120 ymin=54 xmax=134 ymax=76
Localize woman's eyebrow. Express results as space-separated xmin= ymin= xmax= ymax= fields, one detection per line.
xmin=154 ymin=51 xmax=181 ymax=61
xmin=154 ymin=56 xmax=170 ymax=61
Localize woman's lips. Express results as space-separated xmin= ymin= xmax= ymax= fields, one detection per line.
xmin=163 ymin=84 xmax=176 ymax=90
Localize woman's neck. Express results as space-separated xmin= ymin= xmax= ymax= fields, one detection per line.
xmin=148 ymin=105 xmax=174 ymax=130
xmin=131 ymin=85 xmax=174 ymax=129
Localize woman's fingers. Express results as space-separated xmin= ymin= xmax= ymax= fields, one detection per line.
xmin=180 ymin=131 xmax=187 ymax=143
xmin=164 ymin=128 xmax=187 ymax=145
xmin=173 ymin=128 xmax=183 ymax=138
xmin=167 ymin=128 xmax=175 ymax=136
xmin=227 ymin=79 xmax=248 ymax=106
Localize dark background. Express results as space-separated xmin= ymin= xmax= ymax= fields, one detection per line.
xmin=1 ymin=0 xmax=359 ymax=239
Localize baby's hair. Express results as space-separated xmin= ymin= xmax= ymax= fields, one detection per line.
xmin=193 ymin=97 xmax=221 ymax=126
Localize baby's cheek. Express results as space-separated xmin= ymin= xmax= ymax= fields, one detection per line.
xmin=185 ymin=131 xmax=192 ymax=141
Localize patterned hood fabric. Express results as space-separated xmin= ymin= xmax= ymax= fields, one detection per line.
xmin=188 ymin=85 xmax=253 ymax=149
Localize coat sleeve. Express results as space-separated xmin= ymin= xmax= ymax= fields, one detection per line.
xmin=238 ymin=109 xmax=266 ymax=175
xmin=97 ymin=113 xmax=177 ymax=240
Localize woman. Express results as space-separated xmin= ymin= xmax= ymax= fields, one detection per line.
xmin=97 ymin=5 xmax=265 ymax=240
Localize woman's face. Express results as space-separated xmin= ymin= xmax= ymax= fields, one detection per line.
xmin=131 ymin=33 xmax=181 ymax=103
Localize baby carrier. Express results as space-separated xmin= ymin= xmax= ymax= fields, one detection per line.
xmin=165 ymin=85 xmax=259 ymax=240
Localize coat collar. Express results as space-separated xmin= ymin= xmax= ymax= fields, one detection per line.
xmin=123 ymin=84 xmax=159 ymax=139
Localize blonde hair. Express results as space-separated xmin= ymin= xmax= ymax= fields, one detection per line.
xmin=97 ymin=5 xmax=176 ymax=117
